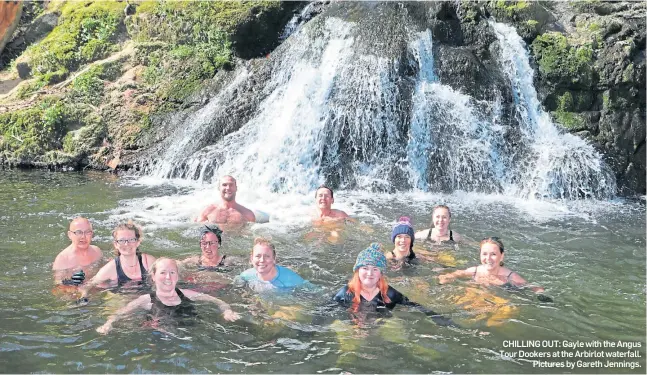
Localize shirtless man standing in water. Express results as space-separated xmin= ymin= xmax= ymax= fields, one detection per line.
xmin=53 ymin=217 xmax=103 ymax=285
xmin=196 ymin=176 xmax=255 ymax=226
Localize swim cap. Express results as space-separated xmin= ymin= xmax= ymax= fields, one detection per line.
xmin=200 ymin=225 xmax=222 ymax=245
xmin=391 ymin=216 xmax=415 ymax=249
xmin=353 ymin=243 xmax=387 ymax=273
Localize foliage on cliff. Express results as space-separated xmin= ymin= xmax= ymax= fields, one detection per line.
xmin=0 ymin=0 xmax=288 ymax=169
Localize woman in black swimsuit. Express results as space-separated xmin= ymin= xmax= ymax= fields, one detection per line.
xmin=438 ymin=237 xmax=544 ymax=293
xmin=415 ymin=205 xmax=462 ymax=244
xmin=181 ymin=225 xmax=240 ymax=292
xmin=80 ymin=222 xmax=156 ymax=299
xmin=96 ymin=258 xmax=240 ymax=334
xmin=181 ymin=225 xmax=238 ymax=270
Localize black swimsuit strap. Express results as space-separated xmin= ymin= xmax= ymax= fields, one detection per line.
xmin=137 ymin=253 xmax=147 ymax=282
xmin=115 ymin=256 xmax=130 ymax=283
xmin=115 ymin=253 xmax=146 ymax=284
xmin=199 ymin=254 xmax=227 ymax=268
xmin=449 ymin=230 xmax=453 ymax=241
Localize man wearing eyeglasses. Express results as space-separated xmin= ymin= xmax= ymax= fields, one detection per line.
xmin=196 ymin=175 xmax=256 ymax=227
xmin=53 ymin=217 xmax=103 ymax=285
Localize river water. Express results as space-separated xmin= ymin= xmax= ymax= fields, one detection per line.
xmin=0 ymin=169 xmax=645 ymax=373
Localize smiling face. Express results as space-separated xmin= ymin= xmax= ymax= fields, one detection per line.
xmin=358 ymin=265 xmax=381 ymax=289
xmin=480 ymin=242 xmax=504 ymax=271
xmin=251 ymin=243 xmax=276 ymax=277
xmin=219 ymin=176 xmax=237 ymax=202
xmin=200 ymin=232 xmax=220 ymax=259
xmin=68 ymin=218 xmax=93 ymax=250
xmin=394 ymin=234 xmax=411 ymax=253
xmin=113 ymin=229 xmax=140 ymax=256
xmin=432 ymin=207 xmax=451 ymax=231
xmin=315 ymin=187 xmax=334 ymax=210
xmin=153 ymin=259 xmax=179 ymax=293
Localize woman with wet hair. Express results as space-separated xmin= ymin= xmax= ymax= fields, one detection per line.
xmin=438 ymin=237 xmax=543 ymax=292
xmin=437 ymin=237 xmax=550 ymax=326
xmin=80 ymin=222 xmax=156 ymax=299
xmin=386 ymin=217 xmax=418 ymax=265
xmin=334 ymin=243 xmax=452 ymax=324
xmin=181 ymin=225 xmax=239 ymax=270
xmin=415 ymin=205 xmax=462 ymax=243
xmin=96 ymin=258 xmax=239 ymax=334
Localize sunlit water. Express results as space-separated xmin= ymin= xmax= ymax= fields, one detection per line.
xmin=0 ymin=170 xmax=644 ymax=373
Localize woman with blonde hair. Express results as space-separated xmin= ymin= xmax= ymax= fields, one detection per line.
xmin=80 ymin=222 xmax=156 ymax=300
xmin=415 ymin=205 xmax=462 ymax=243
xmin=97 ymin=257 xmax=239 ymax=334
xmin=438 ymin=237 xmax=544 ymax=292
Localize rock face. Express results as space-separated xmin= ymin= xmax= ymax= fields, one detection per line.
xmin=124 ymin=1 xmax=645 ymax=196
xmin=0 ymin=1 xmax=23 ymax=57
xmin=0 ymin=1 xmax=644 ymax=196
xmin=474 ymin=1 xmax=645 ymax=196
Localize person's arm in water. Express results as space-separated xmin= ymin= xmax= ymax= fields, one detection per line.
xmin=96 ymin=294 xmax=151 ymax=334
xmin=387 ymin=287 xmax=456 ymax=327
xmin=179 ymin=289 xmax=240 ymax=321
xmin=507 ymin=272 xmax=551 ymax=301
xmin=437 ymin=267 xmax=476 ymax=284
xmin=79 ymin=260 xmax=117 ymax=299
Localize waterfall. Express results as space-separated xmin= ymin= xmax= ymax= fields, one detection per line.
xmin=149 ymin=68 xmax=250 ymax=179
xmin=146 ymin=13 xmax=616 ymax=200
xmin=491 ymin=21 xmax=616 ymax=199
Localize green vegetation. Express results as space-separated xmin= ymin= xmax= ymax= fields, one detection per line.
xmin=126 ymin=1 xmax=279 ymax=102
xmin=554 ymin=92 xmax=586 ymax=131
xmin=23 ymin=1 xmax=124 ymax=84
xmin=526 ymin=19 xmax=538 ymax=28
xmin=2 ymin=0 xmax=283 ymax=167
xmin=531 ymin=32 xmax=594 ymax=84
xmin=70 ymin=62 xmax=121 ymax=105
xmin=492 ymin=0 xmax=529 ymax=17
xmin=0 ymin=97 xmax=68 ymax=159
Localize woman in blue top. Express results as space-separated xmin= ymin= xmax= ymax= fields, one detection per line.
xmin=235 ymin=237 xmax=308 ymax=292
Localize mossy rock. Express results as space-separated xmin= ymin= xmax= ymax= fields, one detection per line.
xmin=21 ymin=1 xmax=125 ymax=84
xmin=531 ymin=32 xmax=595 ymax=87
xmin=0 ymin=97 xmax=68 ymax=160
xmin=553 ymin=110 xmax=587 ymax=131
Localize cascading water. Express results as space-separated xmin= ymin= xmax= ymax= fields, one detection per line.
xmin=405 ymin=30 xmax=506 ymax=193
xmin=146 ymin=9 xmax=616 ymax=200
xmin=491 ymin=21 xmax=616 ymax=199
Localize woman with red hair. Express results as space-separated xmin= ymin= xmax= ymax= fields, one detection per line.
xmin=333 ymin=243 xmax=453 ymax=327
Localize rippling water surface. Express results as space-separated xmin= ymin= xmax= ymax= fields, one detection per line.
xmin=0 ymin=170 xmax=644 ymax=373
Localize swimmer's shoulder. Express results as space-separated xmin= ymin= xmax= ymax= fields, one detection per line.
xmin=414 ymin=229 xmax=430 ymax=240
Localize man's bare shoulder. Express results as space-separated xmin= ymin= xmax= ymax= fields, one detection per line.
xmin=53 ymin=246 xmax=74 ymax=270
xmin=236 ymin=203 xmax=256 ymax=222
xmin=89 ymin=245 xmax=103 ymax=255
xmin=331 ymin=209 xmax=349 ymax=218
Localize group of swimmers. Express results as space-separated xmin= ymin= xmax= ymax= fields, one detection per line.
xmin=53 ymin=175 xmax=550 ymax=335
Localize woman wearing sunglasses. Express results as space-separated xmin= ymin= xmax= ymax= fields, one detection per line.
xmin=80 ymin=222 xmax=156 ymax=300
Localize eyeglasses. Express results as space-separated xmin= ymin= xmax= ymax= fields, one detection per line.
xmin=70 ymin=230 xmax=93 ymax=237
xmin=200 ymin=241 xmax=218 ymax=247
xmin=114 ymin=238 xmax=138 ymax=245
